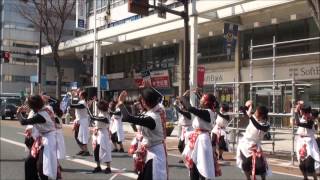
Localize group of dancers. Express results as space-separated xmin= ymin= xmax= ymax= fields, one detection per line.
xmin=16 ymin=85 xmax=319 ymax=180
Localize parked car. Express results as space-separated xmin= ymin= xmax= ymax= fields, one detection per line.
xmin=0 ymin=97 xmax=22 ymax=120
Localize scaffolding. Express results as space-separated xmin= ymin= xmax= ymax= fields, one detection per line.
xmin=211 ymin=36 xmax=320 ymax=165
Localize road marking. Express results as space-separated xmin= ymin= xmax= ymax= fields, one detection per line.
xmin=109 ymin=168 xmax=127 ymax=180
xmin=167 ymin=152 xmax=303 ymax=178
xmin=0 ymin=137 xmax=137 ymax=179
xmin=0 ymin=137 xmax=25 ymax=148
xmin=17 ymin=132 xmax=25 ymax=136
xmin=1 ymin=136 xmax=304 ymax=179
xmin=271 ymin=171 xmax=303 ymax=178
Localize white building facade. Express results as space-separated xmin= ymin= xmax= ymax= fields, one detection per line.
xmin=0 ymin=0 xmax=76 ymax=95
xmin=41 ymin=0 xmax=320 ymax=113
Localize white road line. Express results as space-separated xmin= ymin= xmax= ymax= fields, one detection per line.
xmin=109 ymin=168 xmax=127 ymax=180
xmin=271 ymin=171 xmax=303 ymax=178
xmin=1 ymin=136 xmax=303 ymax=179
xmin=0 ymin=137 xmax=137 ymax=179
xmin=17 ymin=132 xmax=25 ymax=136
xmin=0 ymin=137 xmax=25 ymax=148
xmin=167 ymin=152 xmax=303 ymax=178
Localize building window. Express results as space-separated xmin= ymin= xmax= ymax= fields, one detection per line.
xmin=240 ymin=18 xmax=319 ymax=60
xmin=13 ymin=43 xmax=38 ymax=49
xmin=104 ymin=44 xmax=178 ymax=75
xmin=198 ymin=35 xmax=231 ymax=64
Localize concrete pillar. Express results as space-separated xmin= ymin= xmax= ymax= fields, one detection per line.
xmin=234 ymin=32 xmax=240 ymax=111
xmin=178 ymin=40 xmax=185 ymax=96
xmin=190 ymin=0 xmax=198 ymax=106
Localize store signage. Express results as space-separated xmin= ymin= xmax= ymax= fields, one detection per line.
xmin=241 ymin=63 xmax=320 ymax=81
xmin=76 ymin=0 xmax=86 ymax=30
xmin=288 ymin=65 xmax=320 ymax=80
xmin=197 ymin=66 xmax=205 ymax=87
xmin=106 ymin=72 xmax=124 ymax=80
xmin=134 ymin=70 xmax=170 ymax=88
xmin=100 ymin=75 xmax=109 ymax=91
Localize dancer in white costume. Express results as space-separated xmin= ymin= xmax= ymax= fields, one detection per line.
xmin=70 ymin=91 xmax=90 ymax=156
xmin=109 ymin=101 xmax=125 ymax=152
xmin=294 ymin=101 xmax=319 ymax=180
xmin=211 ymin=103 xmax=230 ymax=160
xmin=90 ymin=100 xmax=113 ymax=174
xmin=180 ymin=92 xmax=219 ymax=180
xmin=117 ymin=88 xmax=168 ymax=180
xmin=173 ymin=98 xmax=192 ymax=163
xmin=236 ymin=100 xmax=271 ymax=180
xmin=17 ymin=95 xmax=59 ymax=180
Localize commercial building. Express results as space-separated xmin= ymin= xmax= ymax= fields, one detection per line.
xmin=0 ymin=0 xmax=76 ymax=95
xmin=41 ymin=0 xmax=320 ymax=111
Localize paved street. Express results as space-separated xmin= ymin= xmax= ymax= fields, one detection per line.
xmin=0 ymin=120 xmax=305 ymax=180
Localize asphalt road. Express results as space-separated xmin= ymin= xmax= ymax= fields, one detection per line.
xmin=0 ymin=120 xmax=303 ymax=180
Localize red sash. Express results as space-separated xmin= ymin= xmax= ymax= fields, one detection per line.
xmin=31 ymin=137 xmax=42 ymax=158
xmin=250 ymin=145 xmax=266 ymax=180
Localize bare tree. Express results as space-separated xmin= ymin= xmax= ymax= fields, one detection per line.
xmin=19 ymin=0 xmax=76 ymax=99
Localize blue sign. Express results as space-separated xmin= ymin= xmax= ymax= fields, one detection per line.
xmin=100 ymin=75 xmax=109 ymax=91
xmin=30 ymin=75 xmax=38 ymax=83
xmin=78 ymin=19 xmax=85 ymax=28
xmin=70 ymin=82 xmax=78 ymax=90
xmin=224 ymin=23 xmax=238 ymax=60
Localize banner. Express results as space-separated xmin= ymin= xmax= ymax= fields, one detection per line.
xmin=197 ymin=66 xmax=205 ymax=87
xmin=224 ymin=23 xmax=238 ymax=60
xmin=134 ymin=70 xmax=170 ymax=88
xmin=76 ymin=0 xmax=86 ymax=30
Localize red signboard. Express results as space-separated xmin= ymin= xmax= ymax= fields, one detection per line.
xmin=197 ymin=66 xmax=205 ymax=87
xmin=134 ymin=70 xmax=170 ymax=88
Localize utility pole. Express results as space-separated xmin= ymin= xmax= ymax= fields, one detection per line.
xmin=38 ymin=19 xmax=42 ymax=94
xmin=183 ymin=0 xmax=190 ymax=93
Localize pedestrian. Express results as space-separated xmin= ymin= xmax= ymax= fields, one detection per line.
xmin=180 ymin=91 xmax=219 ymax=180
xmin=236 ymin=100 xmax=271 ymax=180
xmin=211 ymin=103 xmax=230 ymax=160
xmin=173 ymin=98 xmax=192 ymax=164
xmin=17 ymin=95 xmax=59 ymax=180
xmin=117 ymin=88 xmax=168 ymax=180
xmin=294 ymin=101 xmax=320 ymax=180
xmin=90 ymin=100 xmax=112 ymax=174
xmin=70 ymin=91 xmax=90 ymax=156
xmin=109 ymin=100 xmax=125 ymax=152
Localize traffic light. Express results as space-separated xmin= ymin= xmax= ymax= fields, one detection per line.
xmin=2 ymin=51 xmax=10 ymax=63
xmin=128 ymin=0 xmax=149 ymax=16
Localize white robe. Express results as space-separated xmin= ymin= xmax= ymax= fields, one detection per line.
xmin=295 ymin=117 xmax=320 ymax=170
xmin=183 ymin=109 xmax=216 ymax=179
xmin=236 ymin=116 xmax=272 ymax=176
xmin=146 ymin=143 xmax=167 ymax=180
xmin=56 ymin=128 xmax=66 ymax=159
xmin=42 ymin=131 xmax=58 ymax=179
xmin=74 ymin=100 xmax=90 ymax=144
xmin=110 ymin=109 xmax=124 ymax=142
xmin=183 ymin=132 xmax=215 ymax=179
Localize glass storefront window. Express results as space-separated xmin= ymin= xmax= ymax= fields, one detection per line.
xmin=240 ymin=18 xmax=319 ymax=60
xmin=198 ymin=35 xmax=231 ymax=63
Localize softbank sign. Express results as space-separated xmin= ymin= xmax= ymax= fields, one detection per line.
xmin=76 ymin=0 xmax=86 ymax=30
xmin=289 ymin=65 xmax=320 ymax=80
